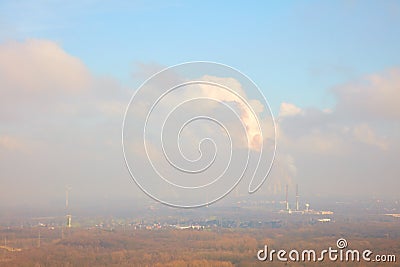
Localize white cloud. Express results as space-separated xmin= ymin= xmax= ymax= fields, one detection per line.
xmin=333 ymin=68 xmax=400 ymax=120
xmin=274 ymin=68 xmax=400 ymax=197
xmin=352 ymin=123 xmax=388 ymax=150
xmin=199 ymin=75 xmax=264 ymax=151
xmin=0 ymin=39 xmax=131 ymax=204
xmin=279 ymin=102 xmax=302 ymax=117
xmin=0 ymin=39 xmax=95 ymax=121
xmin=0 ymin=39 xmax=91 ymax=94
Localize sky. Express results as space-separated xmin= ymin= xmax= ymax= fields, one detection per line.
xmin=0 ymin=1 xmax=399 ymax=208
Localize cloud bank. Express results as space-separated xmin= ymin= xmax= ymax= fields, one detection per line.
xmin=0 ymin=39 xmax=399 ymax=207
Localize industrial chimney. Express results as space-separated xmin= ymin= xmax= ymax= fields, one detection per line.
xmin=66 ymin=186 xmax=72 ymax=228
xmin=296 ymin=184 xmax=299 ymax=211
xmin=285 ymin=184 xmax=289 ymax=211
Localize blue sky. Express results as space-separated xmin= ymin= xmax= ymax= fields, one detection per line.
xmin=2 ymin=0 xmax=399 ymax=113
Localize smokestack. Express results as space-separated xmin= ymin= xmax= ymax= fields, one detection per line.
xmin=65 ymin=187 xmax=72 ymax=228
xmin=285 ymin=184 xmax=289 ymax=211
xmin=296 ymin=184 xmax=299 ymax=211
xmin=66 ymin=215 xmax=72 ymax=228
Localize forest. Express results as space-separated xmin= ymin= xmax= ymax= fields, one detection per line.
xmin=0 ymin=221 xmax=399 ymax=266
